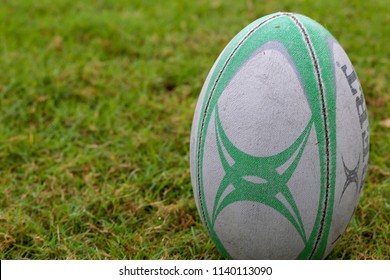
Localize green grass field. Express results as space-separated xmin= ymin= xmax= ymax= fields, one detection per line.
xmin=0 ymin=0 xmax=389 ymax=259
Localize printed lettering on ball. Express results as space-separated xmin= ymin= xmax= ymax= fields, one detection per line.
xmin=189 ymin=12 xmax=369 ymax=259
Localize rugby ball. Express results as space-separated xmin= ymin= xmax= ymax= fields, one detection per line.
xmin=190 ymin=12 xmax=369 ymax=259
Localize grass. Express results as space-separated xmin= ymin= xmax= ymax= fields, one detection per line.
xmin=0 ymin=0 xmax=389 ymax=259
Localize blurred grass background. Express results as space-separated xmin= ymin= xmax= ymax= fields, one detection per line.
xmin=0 ymin=0 xmax=389 ymax=259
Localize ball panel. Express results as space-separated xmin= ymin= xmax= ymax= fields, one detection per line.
xmin=202 ymin=110 xmax=226 ymax=222
xmin=190 ymin=55 xmax=220 ymax=214
xmin=286 ymin=125 xmax=321 ymax=240
xmin=214 ymin=201 xmax=305 ymax=259
xmin=217 ymin=41 xmax=312 ymax=157
xmin=323 ymin=40 xmax=369 ymax=256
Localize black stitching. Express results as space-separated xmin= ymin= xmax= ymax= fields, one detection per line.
xmin=195 ymin=13 xmax=285 ymax=234
xmin=287 ymin=14 xmax=331 ymax=259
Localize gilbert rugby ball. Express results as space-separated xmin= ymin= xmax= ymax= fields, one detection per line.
xmin=190 ymin=12 xmax=369 ymax=259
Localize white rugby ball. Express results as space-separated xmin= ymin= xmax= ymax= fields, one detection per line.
xmin=190 ymin=12 xmax=369 ymax=259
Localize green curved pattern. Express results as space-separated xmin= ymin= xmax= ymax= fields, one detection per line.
xmin=213 ymin=106 xmax=313 ymax=244
xmin=194 ymin=12 xmax=337 ymax=259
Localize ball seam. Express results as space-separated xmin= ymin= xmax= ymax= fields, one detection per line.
xmin=287 ymin=13 xmax=332 ymax=259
